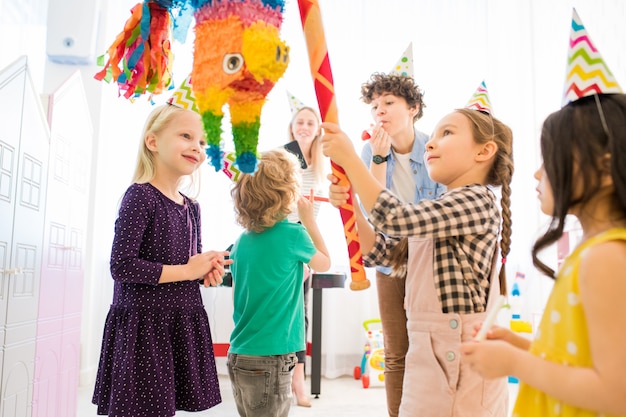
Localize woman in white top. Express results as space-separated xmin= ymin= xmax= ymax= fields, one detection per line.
xmin=286 ymin=106 xmax=326 ymax=407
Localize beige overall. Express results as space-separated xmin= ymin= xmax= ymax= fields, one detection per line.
xmin=398 ymin=237 xmax=508 ymax=417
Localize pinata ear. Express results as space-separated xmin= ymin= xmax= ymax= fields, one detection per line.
xmin=562 ymin=8 xmax=622 ymax=106
xmin=286 ymin=90 xmax=306 ymax=114
xmin=166 ymin=75 xmax=199 ymax=113
xmin=465 ymin=80 xmax=493 ymax=115
xmin=389 ymin=42 xmax=414 ymax=78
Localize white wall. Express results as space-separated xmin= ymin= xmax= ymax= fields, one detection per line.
xmin=2 ymin=0 xmax=626 ymax=385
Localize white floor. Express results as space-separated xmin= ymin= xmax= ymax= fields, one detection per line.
xmin=78 ymin=375 xmax=519 ymax=416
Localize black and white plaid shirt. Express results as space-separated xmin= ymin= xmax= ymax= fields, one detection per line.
xmin=364 ymin=184 xmax=500 ymax=314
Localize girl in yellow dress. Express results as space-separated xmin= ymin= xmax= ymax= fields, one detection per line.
xmin=461 ymin=9 xmax=626 ymax=416
xmin=462 ymin=91 xmax=626 ymax=416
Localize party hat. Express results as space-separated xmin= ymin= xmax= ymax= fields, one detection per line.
xmin=465 ymin=80 xmax=493 ymax=114
xmin=166 ymin=75 xmax=198 ymax=113
xmin=286 ymin=90 xmax=305 ymax=113
xmin=562 ymin=8 xmax=622 ymax=106
xmin=390 ymin=42 xmax=414 ymax=78
xmin=222 ymin=151 xmax=242 ymax=182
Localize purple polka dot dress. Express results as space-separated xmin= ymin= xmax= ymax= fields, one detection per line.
xmin=92 ymin=183 xmax=221 ymax=416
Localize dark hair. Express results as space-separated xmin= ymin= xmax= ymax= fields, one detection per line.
xmin=360 ymin=73 xmax=425 ymax=122
xmin=532 ymin=94 xmax=626 ymax=278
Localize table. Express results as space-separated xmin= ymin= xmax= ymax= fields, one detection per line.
xmin=310 ymin=273 xmax=346 ymax=397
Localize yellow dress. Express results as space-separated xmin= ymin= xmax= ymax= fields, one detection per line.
xmin=512 ymin=228 xmax=626 ymax=417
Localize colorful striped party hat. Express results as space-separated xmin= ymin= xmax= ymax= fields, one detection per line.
xmin=286 ymin=90 xmax=305 ymax=114
xmin=390 ymin=43 xmax=414 ymax=78
xmin=562 ymin=8 xmax=622 ymax=106
xmin=166 ymin=75 xmax=198 ymax=113
xmin=222 ymin=151 xmax=242 ymax=182
xmin=465 ymin=80 xmax=493 ymax=114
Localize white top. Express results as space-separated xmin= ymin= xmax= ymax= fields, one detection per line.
xmin=390 ymin=150 xmax=416 ymax=203
xmin=288 ymin=166 xmax=323 ymax=223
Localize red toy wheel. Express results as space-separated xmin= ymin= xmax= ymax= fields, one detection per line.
xmin=362 ymin=374 xmax=370 ymax=388
xmin=353 ymin=366 xmax=361 ymax=380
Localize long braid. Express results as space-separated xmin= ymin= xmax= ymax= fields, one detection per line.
xmin=489 ymin=115 xmax=514 ymax=296
xmin=389 ymin=237 xmax=408 ymax=278
xmin=458 ymin=108 xmax=514 ymax=297
xmin=497 ymin=161 xmax=513 ymax=295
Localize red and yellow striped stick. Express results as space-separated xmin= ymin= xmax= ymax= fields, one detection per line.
xmin=298 ymin=0 xmax=369 ymax=291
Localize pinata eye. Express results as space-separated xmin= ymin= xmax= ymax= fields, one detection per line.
xmin=223 ymin=54 xmax=244 ymax=74
xmin=283 ymin=46 xmax=289 ymax=63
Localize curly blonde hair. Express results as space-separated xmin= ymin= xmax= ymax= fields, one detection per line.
xmin=232 ymin=148 xmax=302 ymax=232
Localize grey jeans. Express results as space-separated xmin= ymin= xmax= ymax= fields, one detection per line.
xmin=227 ymin=353 xmax=297 ymax=417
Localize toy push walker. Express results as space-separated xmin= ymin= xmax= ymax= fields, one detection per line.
xmin=353 ymin=319 xmax=385 ymax=388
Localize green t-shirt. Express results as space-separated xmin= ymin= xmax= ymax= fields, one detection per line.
xmin=230 ymin=219 xmax=316 ymax=355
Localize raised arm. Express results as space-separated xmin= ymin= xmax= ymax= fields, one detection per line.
xmin=321 ymin=122 xmax=385 ymax=212
xmin=297 ymin=191 xmax=331 ymax=272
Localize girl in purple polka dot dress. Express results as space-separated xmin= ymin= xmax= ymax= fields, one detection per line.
xmin=92 ymin=104 xmax=231 ymax=417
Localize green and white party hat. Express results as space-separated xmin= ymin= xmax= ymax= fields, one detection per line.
xmin=167 ymin=75 xmax=199 ymax=113
xmin=390 ymin=42 xmax=414 ymax=78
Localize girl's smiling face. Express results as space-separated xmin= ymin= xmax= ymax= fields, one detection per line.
xmin=149 ymin=110 xmax=207 ymax=177
xmin=425 ymin=111 xmax=488 ymax=189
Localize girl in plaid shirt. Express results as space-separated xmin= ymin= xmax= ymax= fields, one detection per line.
xmin=321 ymin=107 xmax=513 ymax=417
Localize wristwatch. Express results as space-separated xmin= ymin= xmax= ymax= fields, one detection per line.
xmin=372 ymin=154 xmax=389 ymax=165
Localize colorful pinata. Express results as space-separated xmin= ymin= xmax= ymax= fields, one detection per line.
xmin=96 ymin=0 xmax=289 ymax=174
xmin=191 ymin=0 xmax=290 ymax=173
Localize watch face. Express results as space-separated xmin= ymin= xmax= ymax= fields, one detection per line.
xmin=373 ymin=155 xmax=387 ymax=164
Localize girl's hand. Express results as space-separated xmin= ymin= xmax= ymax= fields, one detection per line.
xmin=203 ymin=259 xmax=226 ymax=287
xmin=471 ymin=322 xmax=532 ymax=351
xmin=187 ymin=250 xmax=232 ymax=286
xmin=370 ymin=123 xmax=391 ymax=156
xmin=327 ymin=173 xmax=351 ymax=208
xmin=471 ymin=323 xmax=512 ymax=342
xmin=186 ymin=251 xmax=223 ymax=279
xmin=320 ymin=122 xmax=357 ymax=166
xmin=461 ymin=339 xmax=518 ymax=379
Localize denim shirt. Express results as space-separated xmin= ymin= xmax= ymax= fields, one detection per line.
xmin=360 ymin=128 xmax=445 ymax=274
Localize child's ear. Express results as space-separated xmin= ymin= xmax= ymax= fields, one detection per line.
xmin=600 ymin=153 xmax=613 ymax=186
xmin=145 ymin=133 xmax=158 ymax=151
xmin=476 ymin=141 xmax=497 ymax=162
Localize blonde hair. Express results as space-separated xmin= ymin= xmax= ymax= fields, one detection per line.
xmin=288 ymin=106 xmax=325 ymax=184
xmin=132 ymin=104 xmax=203 ymax=197
xmin=232 ymin=148 xmax=301 ymax=232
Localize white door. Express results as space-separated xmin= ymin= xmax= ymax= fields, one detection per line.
xmin=0 ymin=56 xmax=49 ymax=417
